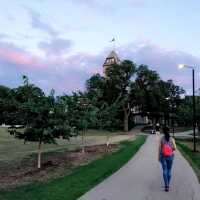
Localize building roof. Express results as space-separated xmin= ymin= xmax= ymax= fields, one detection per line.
xmin=106 ymin=51 xmax=120 ymax=62
xmin=103 ymin=50 xmax=121 ymax=67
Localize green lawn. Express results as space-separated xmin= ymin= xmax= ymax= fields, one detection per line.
xmin=173 ymin=126 xmax=192 ymax=133
xmin=0 ymin=135 xmax=146 ymax=200
xmin=0 ymin=127 xmax=133 ymax=163
xmin=177 ymin=140 xmax=200 ymax=182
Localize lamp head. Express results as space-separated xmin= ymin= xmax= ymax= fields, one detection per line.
xmin=178 ymin=64 xmax=186 ymax=69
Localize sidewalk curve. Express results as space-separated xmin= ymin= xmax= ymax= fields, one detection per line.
xmin=79 ymin=135 xmax=200 ymax=200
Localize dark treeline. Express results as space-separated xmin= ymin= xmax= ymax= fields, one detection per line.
xmin=1 ymin=60 xmax=198 ymax=168
xmin=0 ymin=61 xmax=191 ymax=131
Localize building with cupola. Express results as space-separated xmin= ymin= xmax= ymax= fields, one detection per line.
xmin=103 ymin=50 xmax=121 ymax=75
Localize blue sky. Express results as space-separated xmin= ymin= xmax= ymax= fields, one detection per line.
xmin=1 ymin=0 xmax=200 ymax=94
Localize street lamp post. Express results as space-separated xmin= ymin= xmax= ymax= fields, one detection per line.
xmin=165 ymin=97 xmax=175 ymax=137
xmin=178 ymin=64 xmax=197 ymax=152
xmin=170 ymin=102 xmax=175 ymax=138
xmin=192 ymin=68 xmax=197 ymax=152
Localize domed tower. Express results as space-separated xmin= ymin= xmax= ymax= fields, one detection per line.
xmin=103 ymin=50 xmax=121 ymax=75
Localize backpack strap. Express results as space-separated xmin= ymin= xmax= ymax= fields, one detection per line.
xmin=161 ymin=136 xmax=173 ymax=147
xmin=161 ymin=136 xmax=174 ymax=150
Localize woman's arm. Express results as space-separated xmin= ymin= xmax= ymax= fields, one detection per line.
xmin=172 ymin=138 xmax=177 ymax=151
xmin=158 ymin=138 xmax=161 ymax=161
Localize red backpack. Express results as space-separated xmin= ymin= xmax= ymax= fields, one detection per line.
xmin=162 ymin=139 xmax=173 ymax=157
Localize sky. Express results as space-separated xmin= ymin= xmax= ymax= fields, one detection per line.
xmin=1 ymin=0 xmax=200 ymax=95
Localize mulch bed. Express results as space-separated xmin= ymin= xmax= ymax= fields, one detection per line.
xmin=0 ymin=144 xmax=119 ymax=189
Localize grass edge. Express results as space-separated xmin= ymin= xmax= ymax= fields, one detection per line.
xmin=177 ymin=141 xmax=200 ymax=183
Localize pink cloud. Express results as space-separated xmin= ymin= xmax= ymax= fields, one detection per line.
xmin=0 ymin=47 xmax=43 ymax=68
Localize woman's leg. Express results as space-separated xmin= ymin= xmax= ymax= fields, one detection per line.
xmin=166 ymin=156 xmax=174 ymax=186
xmin=161 ymin=157 xmax=168 ymax=187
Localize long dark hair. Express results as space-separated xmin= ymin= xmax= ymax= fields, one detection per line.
xmin=163 ymin=126 xmax=170 ymax=142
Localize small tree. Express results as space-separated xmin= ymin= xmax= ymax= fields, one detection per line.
xmin=76 ymin=94 xmax=97 ymax=153
xmin=97 ymin=101 xmax=120 ymax=148
xmin=60 ymin=92 xmax=97 ymax=153
xmin=10 ymin=77 xmax=74 ymax=169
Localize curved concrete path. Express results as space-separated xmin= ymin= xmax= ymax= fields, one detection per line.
xmin=79 ymin=135 xmax=200 ymax=200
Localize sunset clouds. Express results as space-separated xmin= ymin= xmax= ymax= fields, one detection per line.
xmin=0 ymin=39 xmax=48 ymax=70
xmin=1 ymin=37 xmax=200 ymax=94
xmin=38 ymin=37 xmax=73 ymax=56
xmin=1 ymin=0 xmax=200 ymax=94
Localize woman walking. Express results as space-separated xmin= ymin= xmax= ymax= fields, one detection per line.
xmin=158 ymin=126 xmax=176 ymax=192
xmin=155 ymin=123 xmax=161 ymax=145
xmin=155 ymin=123 xmax=160 ymax=135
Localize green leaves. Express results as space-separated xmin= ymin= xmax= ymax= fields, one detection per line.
xmin=8 ymin=76 xmax=75 ymax=145
xmin=134 ymin=65 xmax=185 ymax=124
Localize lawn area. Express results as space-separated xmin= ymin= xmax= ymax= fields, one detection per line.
xmin=0 ymin=127 xmax=136 ymax=188
xmin=173 ymin=126 xmax=192 ymax=133
xmin=0 ymin=135 xmax=146 ymax=200
xmin=177 ymin=139 xmax=200 ymax=182
xmin=0 ymin=127 xmax=133 ymax=163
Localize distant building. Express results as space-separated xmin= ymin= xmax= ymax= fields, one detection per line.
xmin=103 ymin=50 xmax=121 ymax=75
xmin=131 ymin=106 xmax=149 ymax=125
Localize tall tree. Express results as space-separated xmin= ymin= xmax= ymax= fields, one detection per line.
xmin=134 ymin=65 xmax=161 ymax=123
xmin=0 ymin=85 xmax=16 ymax=124
xmin=158 ymin=79 xmax=185 ymax=125
xmin=86 ymin=73 xmax=121 ymax=131
xmin=86 ymin=73 xmax=106 ymax=102
xmin=105 ymin=60 xmax=137 ymax=132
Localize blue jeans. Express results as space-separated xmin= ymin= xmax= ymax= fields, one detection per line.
xmin=160 ymin=155 xmax=174 ymax=187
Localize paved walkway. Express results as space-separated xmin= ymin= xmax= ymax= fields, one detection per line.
xmin=79 ymin=135 xmax=200 ymax=200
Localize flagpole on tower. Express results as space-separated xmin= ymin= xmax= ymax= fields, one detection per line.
xmin=110 ymin=38 xmax=116 ymax=51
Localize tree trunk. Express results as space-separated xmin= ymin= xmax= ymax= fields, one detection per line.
xmin=106 ymin=133 xmax=110 ymax=152
xmin=106 ymin=134 xmax=110 ymax=147
xmin=124 ymin=110 xmax=129 ymax=132
xmin=38 ymin=140 xmax=42 ymax=169
xmin=81 ymin=130 xmax=85 ymax=153
xmin=164 ymin=115 xmax=167 ymax=126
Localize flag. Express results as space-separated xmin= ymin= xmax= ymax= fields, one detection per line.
xmin=110 ymin=38 xmax=115 ymax=42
